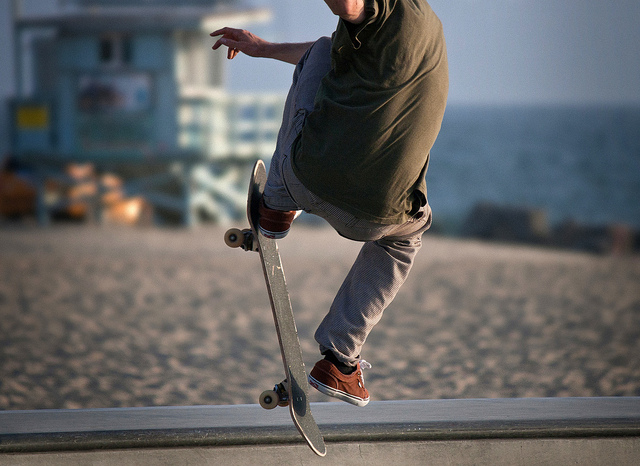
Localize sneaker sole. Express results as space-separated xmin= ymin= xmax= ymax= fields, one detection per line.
xmin=308 ymin=375 xmax=370 ymax=407
xmin=258 ymin=226 xmax=289 ymax=239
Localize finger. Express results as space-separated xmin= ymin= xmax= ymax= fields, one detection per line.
xmin=219 ymin=37 xmax=241 ymax=50
xmin=228 ymin=48 xmax=239 ymax=60
xmin=210 ymin=27 xmax=237 ymax=37
xmin=212 ymin=38 xmax=224 ymax=50
xmin=213 ymin=36 xmax=240 ymax=52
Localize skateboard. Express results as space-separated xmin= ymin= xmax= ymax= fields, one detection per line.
xmin=224 ymin=160 xmax=326 ymax=457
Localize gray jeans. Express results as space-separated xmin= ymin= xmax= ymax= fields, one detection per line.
xmin=264 ymin=37 xmax=432 ymax=366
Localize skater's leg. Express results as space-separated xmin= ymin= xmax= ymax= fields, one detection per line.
xmin=263 ymin=37 xmax=331 ymax=211
xmin=314 ymin=225 xmax=427 ymax=365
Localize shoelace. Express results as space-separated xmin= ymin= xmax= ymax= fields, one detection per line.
xmin=357 ymin=360 xmax=371 ymax=389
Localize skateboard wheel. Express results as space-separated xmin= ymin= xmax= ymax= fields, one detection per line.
xmin=259 ymin=389 xmax=279 ymax=410
xmin=224 ymin=228 xmax=245 ymax=248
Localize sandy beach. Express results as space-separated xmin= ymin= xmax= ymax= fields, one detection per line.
xmin=1 ymin=224 xmax=639 ymax=410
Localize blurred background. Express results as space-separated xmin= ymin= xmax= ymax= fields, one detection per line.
xmin=1 ymin=0 xmax=639 ymax=246
xmin=1 ymin=0 xmax=639 ymax=410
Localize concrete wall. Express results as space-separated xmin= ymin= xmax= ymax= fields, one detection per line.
xmin=2 ymin=398 xmax=639 ymax=465
xmin=3 ymin=438 xmax=639 ymax=466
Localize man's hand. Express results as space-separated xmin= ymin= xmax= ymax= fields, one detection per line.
xmin=324 ymin=0 xmax=367 ymax=24
xmin=210 ymin=27 xmax=315 ymax=65
xmin=210 ymin=27 xmax=269 ymax=60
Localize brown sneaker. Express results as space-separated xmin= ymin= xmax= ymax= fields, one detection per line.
xmin=258 ymin=198 xmax=297 ymax=239
xmin=308 ymin=359 xmax=371 ymax=407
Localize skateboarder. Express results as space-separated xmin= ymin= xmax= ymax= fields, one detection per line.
xmin=212 ymin=0 xmax=448 ymax=407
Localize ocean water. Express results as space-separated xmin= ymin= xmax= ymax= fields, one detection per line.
xmin=427 ymin=105 xmax=640 ymax=233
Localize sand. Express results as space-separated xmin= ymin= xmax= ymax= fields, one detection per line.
xmin=1 ymin=224 xmax=639 ymax=410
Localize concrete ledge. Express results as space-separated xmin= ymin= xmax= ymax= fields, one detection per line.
xmin=1 ymin=398 xmax=639 ymax=455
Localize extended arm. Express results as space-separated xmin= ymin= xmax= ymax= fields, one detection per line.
xmin=210 ymin=28 xmax=314 ymax=65
xmin=211 ymin=2 xmax=366 ymax=63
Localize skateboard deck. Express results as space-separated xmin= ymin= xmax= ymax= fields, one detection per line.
xmin=224 ymin=160 xmax=326 ymax=457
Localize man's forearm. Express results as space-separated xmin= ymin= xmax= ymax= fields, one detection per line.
xmin=262 ymin=41 xmax=316 ymax=65
xmin=211 ymin=28 xmax=314 ymax=65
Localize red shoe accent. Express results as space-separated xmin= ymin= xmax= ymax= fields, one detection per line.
xmin=308 ymin=359 xmax=370 ymax=407
xmin=258 ymin=199 xmax=296 ymax=239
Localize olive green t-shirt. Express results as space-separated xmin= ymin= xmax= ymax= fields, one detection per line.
xmin=291 ymin=0 xmax=449 ymax=224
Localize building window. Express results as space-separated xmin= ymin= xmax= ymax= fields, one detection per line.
xmin=99 ymin=38 xmax=114 ymax=62
xmin=99 ymin=35 xmax=132 ymax=67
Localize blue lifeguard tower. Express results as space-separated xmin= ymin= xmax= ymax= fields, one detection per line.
xmin=10 ymin=0 xmax=282 ymax=225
